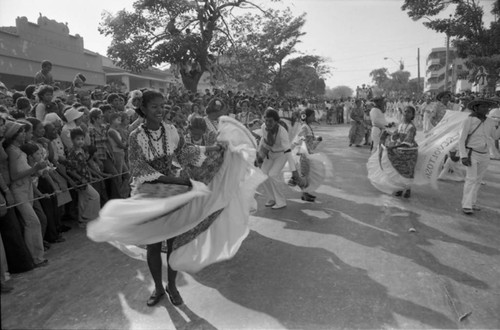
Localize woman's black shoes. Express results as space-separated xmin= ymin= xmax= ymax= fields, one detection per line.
xmin=166 ymin=286 xmax=184 ymax=306
xmin=146 ymin=290 xmax=165 ymax=307
xmin=301 ymin=193 xmax=316 ymax=202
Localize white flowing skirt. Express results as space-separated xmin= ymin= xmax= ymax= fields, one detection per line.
xmin=367 ymin=145 xmax=415 ymax=194
xmin=87 ymin=116 xmax=266 ymax=273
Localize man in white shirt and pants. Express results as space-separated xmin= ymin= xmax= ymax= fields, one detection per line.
xmin=458 ymin=99 xmax=500 ymax=214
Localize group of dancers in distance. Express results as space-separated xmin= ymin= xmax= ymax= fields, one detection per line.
xmin=367 ymin=92 xmax=500 ymax=215
xmin=87 ymin=91 xmax=331 ymax=307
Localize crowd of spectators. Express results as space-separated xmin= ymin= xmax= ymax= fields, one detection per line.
xmin=0 ymin=60 xmax=332 ymax=294
xmin=1 ymin=60 xmax=499 ymax=294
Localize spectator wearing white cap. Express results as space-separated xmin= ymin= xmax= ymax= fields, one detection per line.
xmin=61 ymin=108 xmax=84 ymax=150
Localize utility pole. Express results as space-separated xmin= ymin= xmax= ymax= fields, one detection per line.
xmin=444 ymin=33 xmax=450 ymax=92
xmin=444 ymin=15 xmax=451 ymax=92
xmin=417 ymin=48 xmax=421 ymax=95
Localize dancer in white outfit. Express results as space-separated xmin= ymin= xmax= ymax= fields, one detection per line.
xmin=370 ymin=97 xmax=395 ymax=152
xmin=257 ymin=108 xmax=299 ymax=209
xmin=458 ymin=99 xmax=500 ymax=214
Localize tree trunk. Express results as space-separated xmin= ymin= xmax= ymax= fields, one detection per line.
xmin=180 ymin=70 xmax=204 ymax=93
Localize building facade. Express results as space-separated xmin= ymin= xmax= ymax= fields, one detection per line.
xmin=424 ymin=47 xmax=468 ymax=95
xmin=0 ymin=15 xmax=179 ymax=92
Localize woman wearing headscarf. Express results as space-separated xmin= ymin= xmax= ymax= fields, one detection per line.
xmin=0 ymin=115 xmax=35 ymax=274
xmin=458 ymin=99 xmax=500 ymax=214
xmin=4 ymin=121 xmax=48 ymax=267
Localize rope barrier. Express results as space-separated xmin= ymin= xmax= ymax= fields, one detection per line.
xmin=3 ymin=171 xmax=130 ymax=210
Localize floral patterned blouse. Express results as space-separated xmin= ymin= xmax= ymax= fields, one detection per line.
xmin=66 ymin=148 xmax=92 ymax=184
xmin=390 ymin=122 xmax=418 ymax=148
xmin=128 ymin=121 xmax=206 ymax=189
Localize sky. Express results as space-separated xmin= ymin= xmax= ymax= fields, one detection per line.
xmin=0 ymin=0 xmax=497 ymax=90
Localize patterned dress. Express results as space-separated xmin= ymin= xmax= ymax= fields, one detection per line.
xmin=297 ymin=123 xmax=321 ymax=188
xmin=128 ymin=121 xmax=223 ymax=252
xmin=385 ymin=122 xmax=418 ymax=179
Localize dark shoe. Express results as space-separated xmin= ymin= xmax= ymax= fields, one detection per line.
xmin=301 ymin=194 xmax=315 ymax=202
xmin=35 ymin=259 xmax=49 ymax=268
xmin=355 ymin=145 xmax=362 ymax=147
xmin=349 ymin=144 xmax=352 ymax=147
xmin=403 ymin=189 xmax=411 ymax=198
xmin=394 ymin=191 xmax=403 ymax=197
xmin=146 ymin=290 xmax=165 ymax=307
xmin=165 ymin=286 xmax=183 ymax=306
xmin=462 ymin=208 xmax=474 ymax=215
xmin=287 ymin=178 xmax=297 ymax=187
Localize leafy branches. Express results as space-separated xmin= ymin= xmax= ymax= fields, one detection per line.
xmin=401 ymin=0 xmax=500 ymax=91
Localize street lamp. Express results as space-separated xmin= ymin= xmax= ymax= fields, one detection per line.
xmin=384 ymin=57 xmax=404 ymax=71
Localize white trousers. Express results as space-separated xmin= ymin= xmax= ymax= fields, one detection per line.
xmin=260 ymin=152 xmax=288 ymax=206
xmin=461 ymin=152 xmax=490 ymax=209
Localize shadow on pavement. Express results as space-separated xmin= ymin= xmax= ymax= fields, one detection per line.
xmin=264 ymin=197 xmax=492 ymax=291
xmin=194 ymin=230 xmax=456 ymax=329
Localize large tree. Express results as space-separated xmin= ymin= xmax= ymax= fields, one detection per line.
xmin=402 ymin=0 xmax=500 ymax=93
xmin=279 ymin=55 xmax=329 ymax=97
xmin=223 ymin=8 xmax=308 ymax=95
xmin=369 ymin=68 xmax=390 ymax=87
xmin=99 ymin=0 xmax=270 ymax=92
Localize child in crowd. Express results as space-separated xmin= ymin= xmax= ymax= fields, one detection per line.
xmin=87 ymin=145 xmax=110 ymax=206
xmin=65 ymin=128 xmax=100 ymax=228
xmin=33 ymin=85 xmax=54 ymax=122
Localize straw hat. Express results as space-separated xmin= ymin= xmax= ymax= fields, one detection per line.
xmin=64 ymin=108 xmax=83 ymax=123
xmin=436 ymin=91 xmax=452 ymax=101
xmin=466 ymin=98 xmax=497 ymax=111
xmin=4 ymin=120 xmax=24 ymax=139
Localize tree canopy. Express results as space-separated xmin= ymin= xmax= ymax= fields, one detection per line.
xmin=223 ymin=8 xmax=310 ymax=95
xmin=99 ymin=0 xmax=272 ymax=92
xmin=402 ymin=0 xmax=500 ymax=92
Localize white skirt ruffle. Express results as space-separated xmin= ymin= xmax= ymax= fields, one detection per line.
xmin=87 ymin=116 xmax=266 ymax=273
xmin=367 ymin=145 xmax=413 ymax=194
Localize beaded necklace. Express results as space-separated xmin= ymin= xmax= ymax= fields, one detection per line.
xmin=143 ymin=123 xmax=169 ymax=160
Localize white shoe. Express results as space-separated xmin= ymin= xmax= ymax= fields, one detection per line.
xmin=271 ymin=203 xmax=286 ymax=209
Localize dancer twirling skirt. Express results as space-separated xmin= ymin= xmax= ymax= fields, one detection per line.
xmin=367 ymin=106 xmax=418 ymax=198
xmin=87 ymin=91 xmax=265 ymax=308
xmin=291 ymin=109 xmax=332 ymax=202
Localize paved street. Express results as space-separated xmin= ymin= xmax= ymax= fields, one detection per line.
xmin=2 ymin=124 xmax=499 ymax=330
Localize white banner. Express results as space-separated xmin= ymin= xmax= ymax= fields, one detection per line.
xmin=414 ymin=110 xmax=469 ymax=187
